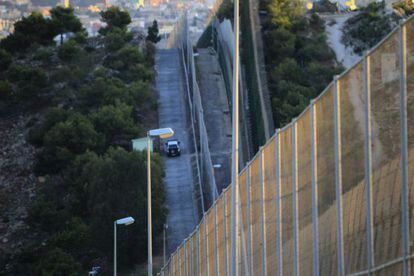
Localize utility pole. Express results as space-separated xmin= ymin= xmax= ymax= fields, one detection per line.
xmin=230 ymin=0 xmax=240 ymax=273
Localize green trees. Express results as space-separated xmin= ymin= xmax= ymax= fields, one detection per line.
xmin=90 ymin=103 xmax=141 ymax=147
xmin=3 ymin=7 xmax=162 ymax=274
xmin=262 ymin=0 xmax=342 ymax=127
xmin=0 ymin=12 xmax=55 ymax=52
xmin=6 ymin=65 xmax=48 ymax=99
xmin=50 ymin=6 xmax=83 ymax=45
xmin=268 ymin=0 xmax=304 ymax=28
xmin=103 ymin=27 xmax=133 ymax=52
xmin=99 ymin=7 xmax=131 ymax=34
xmin=342 ymin=2 xmax=396 ymax=54
xmin=146 ymin=20 xmax=161 ymax=44
xmin=0 ymin=49 xmax=12 ymax=71
xmin=35 ymin=113 xmax=103 ymax=174
xmin=58 ymin=40 xmax=85 ymax=62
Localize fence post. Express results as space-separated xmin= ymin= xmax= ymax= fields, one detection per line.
xmin=292 ymin=121 xmax=299 ymax=276
xmin=399 ymin=20 xmax=411 ymax=276
xmin=260 ymin=148 xmax=267 ymax=276
xmin=333 ymin=75 xmax=345 ymax=276
xmin=363 ymin=50 xmax=375 ymax=274
xmin=247 ymin=165 xmax=253 ymax=275
xmin=310 ymin=100 xmax=319 ymax=276
xmin=275 ymin=129 xmax=283 ymax=276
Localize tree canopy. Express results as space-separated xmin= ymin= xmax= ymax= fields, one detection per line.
xmin=146 ymin=20 xmax=161 ymax=44
xmin=50 ymin=6 xmax=83 ymax=44
xmin=99 ymin=7 xmax=131 ymax=34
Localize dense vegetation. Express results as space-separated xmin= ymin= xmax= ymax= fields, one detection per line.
xmin=341 ymin=2 xmax=398 ymax=54
xmin=261 ymin=0 xmax=342 ymax=127
xmin=1 ymin=7 xmax=165 ymax=275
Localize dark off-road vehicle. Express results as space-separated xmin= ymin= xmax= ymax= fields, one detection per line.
xmin=165 ymin=139 xmax=181 ymax=157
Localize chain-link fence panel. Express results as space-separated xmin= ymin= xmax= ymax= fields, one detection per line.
xmin=339 ymin=61 xmax=368 ymax=273
xmin=171 ymin=253 xmax=177 ymax=276
xmin=296 ymin=109 xmax=313 ymax=275
xmin=263 ymin=136 xmax=278 ymax=275
xmin=249 ymin=155 xmax=263 ymax=275
xmin=280 ymin=127 xmax=294 ymax=275
xmin=192 ymin=231 xmax=199 ymax=276
xmin=185 ymin=238 xmax=191 ymax=275
xmin=207 ymin=207 xmax=215 ymax=275
xmin=225 ymin=188 xmax=232 ymax=276
xmin=238 ymin=170 xmax=249 ymax=275
xmin=316 ymin=85 xmax=337 ymax=275
xmin=216 ymin=196 xmax=226 ymax=275
xmin=179 ymin=243 xmax=185 ymax=275
xmin=370 ymin=29 xmax=403 ymax=271
xmin=199 ymin=218 xmax=207 ymax=276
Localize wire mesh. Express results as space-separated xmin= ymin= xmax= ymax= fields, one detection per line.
xmin=296 ymin=109 xmax=313 ymax=275
xmin=216 ymin=196 xmax=226 ymax=275
xmin=370 ymin=29 xmax=403 ymax=267
xmin=250 ymin=156 xmax=263 ymax=275
xmin=207 ymin=208 xmax=215 ymax=275
xmin=263 ymin=136 xmax=278 ymax=275
xmin=225 ymin=188 xmax=232 ymax=276
xmin=316 ymin=86 xmax=337 ymax=275
xmin=339 ymin=61 xmax=368 ymax=273
xmin=160 ymin=15 xmax=414 ymax=276
xmin=179 ymin=244 xmax=185 ymax=275
xmin=192 ymin=232 xmax=199 ymax=276
xmin=172 ymin=253 xmax=177 ymax=276
xmin=238 ymin=170 xmax=249 ymax=275
xmin=199 ymin=219 xmax=206 ymax=276
xmin=185 ymin=238 xmax=191 ymax=275
xmin=280 ymin=127 xmax=294 ymax=275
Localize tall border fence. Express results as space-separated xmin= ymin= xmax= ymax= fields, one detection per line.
xmin=174 ymin=14 xmax=220 ymax=209
xmin=159 ymin=15 xmax=414 ymax=275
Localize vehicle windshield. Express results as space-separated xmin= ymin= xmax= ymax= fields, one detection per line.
xmin=169 ymin=144 xmax=178 ymax=149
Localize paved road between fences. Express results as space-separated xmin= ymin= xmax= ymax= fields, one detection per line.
xmin=156 ymin=49 xmax=198 ymax=254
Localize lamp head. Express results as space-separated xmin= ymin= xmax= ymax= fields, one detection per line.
xmin=148 ymin=128 xmax=174 ymax=139
xmin=116 ymin=217 xmax=135 ymax=226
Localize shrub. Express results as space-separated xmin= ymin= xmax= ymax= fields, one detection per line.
xmin=35 ymin=113 xmax=102 ymax=174
xmin=0 ymin=49 xmax=12 ymax=71
xmin=90 ymin=103 xmax=141 ymax=146
xmin=58 ymin=40 xmax=84 ymax=62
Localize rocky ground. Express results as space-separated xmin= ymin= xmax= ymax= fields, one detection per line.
xmin=0 ymin=114 xmax=40 ymax=273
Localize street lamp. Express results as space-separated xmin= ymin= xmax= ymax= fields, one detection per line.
xmin=114 ymin=217 xmax=135 ymax=276
xmin=147 ymin=127 xmax=174 ymax=276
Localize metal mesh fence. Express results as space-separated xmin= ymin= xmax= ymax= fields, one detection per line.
xmin=370 ymin=30 xmax=403 ymax=268
xmin=297 ymin=109 xmax=313 ymax=275
xmin=263 ymin=137 xmax=277 ymax=275
xmin=159 ymin=15 xmax=414 ymax=276
xmin=207 ymin=208 xmax=216 ymax=275
xmin=339 ymin=61 xmax=367 ymax=274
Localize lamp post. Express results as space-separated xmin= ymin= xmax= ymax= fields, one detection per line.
xmin=230 ymin=0 xmax=240 ymax=273
xmin=114 ymin=217 xmax=135 ymax=276
xmin=147 ymin=128 xmax=174 ymax=276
